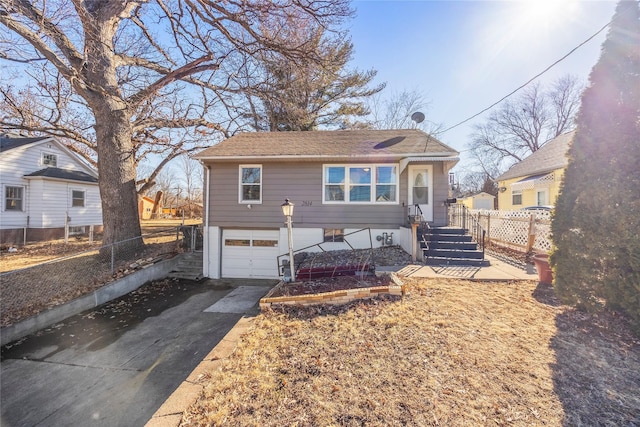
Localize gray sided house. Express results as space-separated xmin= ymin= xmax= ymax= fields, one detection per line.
xmin=196 ymin=129 xmax=459 ymax=279
xmin=0 ymin=135 xmax=102 ymax=245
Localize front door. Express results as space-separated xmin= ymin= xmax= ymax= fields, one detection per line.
xmin=408 ymin=165 xmax=433 ymax=222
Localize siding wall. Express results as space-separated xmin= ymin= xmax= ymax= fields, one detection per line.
xmin=206 ymin=160 xmax=450 ymax=228
xmin=497 ymin=167 xmax=565 ymax=210
xmin=1 ymin=141 xmax=102 ymax=231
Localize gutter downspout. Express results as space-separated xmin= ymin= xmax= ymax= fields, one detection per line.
xmin=203 ymin=164 xmax=211 ymax=278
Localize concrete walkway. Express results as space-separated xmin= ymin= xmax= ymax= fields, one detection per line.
xmin=378 ymin=254 xmax=538 ymax=281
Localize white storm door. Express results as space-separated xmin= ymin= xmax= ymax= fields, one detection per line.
xmin=408 ymin=165 xmax=433 ymax=222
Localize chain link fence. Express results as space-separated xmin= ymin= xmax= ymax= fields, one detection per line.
xmin=0 ymin=225 xmax=201 ymax=328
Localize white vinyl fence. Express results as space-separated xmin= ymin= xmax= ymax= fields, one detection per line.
xmin=469 ymin=209 xmax=552 ymax=254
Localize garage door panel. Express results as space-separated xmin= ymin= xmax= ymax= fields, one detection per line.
xmin=222 ymin=230 xmax=280 ymax=279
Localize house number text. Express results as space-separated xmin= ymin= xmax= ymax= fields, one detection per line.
xmin=302 ymin=201 xmax=313 ymax=206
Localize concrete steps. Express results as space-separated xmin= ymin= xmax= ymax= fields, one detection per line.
xmin=423 ymin=227 xmax=489 ymax=267
xmin=168 ymin=251 xmax=203 ymax=281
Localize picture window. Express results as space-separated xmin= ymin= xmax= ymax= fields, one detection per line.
xmin=323 ymin=165 xmax=398 ymax=204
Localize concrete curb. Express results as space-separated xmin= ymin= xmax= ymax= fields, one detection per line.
xmin=145 ymin=316 xmax=255 ymax=427
xmin=1 ymin=255 xmax=182 ymax=346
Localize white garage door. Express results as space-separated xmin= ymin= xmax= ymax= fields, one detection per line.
xmin=222 ymin=229 xmax=280 ymax=279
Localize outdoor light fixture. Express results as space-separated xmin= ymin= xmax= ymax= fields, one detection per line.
xmin=281 ymin=199 xmax=295 ymax=282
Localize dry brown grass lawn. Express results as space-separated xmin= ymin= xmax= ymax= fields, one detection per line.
xmin=181 ymin=278 xmax=640 ymax=427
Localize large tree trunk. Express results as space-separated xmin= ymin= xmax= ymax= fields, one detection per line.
xmin=94 ymin=107 xmax=142 ymax=251
xmin=80 ymin=7 xmax=143 ymax=251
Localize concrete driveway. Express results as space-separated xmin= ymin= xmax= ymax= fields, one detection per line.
xmin=1 ymin=278 xmax=275 ymax=427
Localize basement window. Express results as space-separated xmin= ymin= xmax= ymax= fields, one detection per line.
xmin=323 ymin=228 xmax=344 ymax=242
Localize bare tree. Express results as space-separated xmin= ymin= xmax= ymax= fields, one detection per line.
xmin=366 ymin=88 xmax=443 ymax=134
xmin=179 ymin=155 xmax=203 ymax=218
xmin=467 ymin=75 xmax=583 ymax=176
xmin=0 ymin=0 xmax=353 ymax=247
xmin=235 ymin=28 xmax=384 ymax=131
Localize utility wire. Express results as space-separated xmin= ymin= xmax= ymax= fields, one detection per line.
xmin=439 ymin=19 xmax=612 ymax=136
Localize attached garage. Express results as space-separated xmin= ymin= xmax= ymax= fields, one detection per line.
xmin=221 ymin=229 xmax=281 ymax=278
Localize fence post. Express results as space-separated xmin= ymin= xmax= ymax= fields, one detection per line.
xmin=89 ymin=225 xmax=94 ymax=243
xmin=486 ymin=214 xmax=491 ymax=244
xmin=526 ymin=214 xmax=535 ymax=252
xmin=111 ymin=244 xmax=115 ymax=274
xmin=462 ymin=207 xmax=466 ymax=231
xmin=64 ymin=213 xmax=69 ymax=244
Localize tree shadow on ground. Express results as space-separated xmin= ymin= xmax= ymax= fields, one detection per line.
xmin=550 ymin=305 xmax=640 ymax=425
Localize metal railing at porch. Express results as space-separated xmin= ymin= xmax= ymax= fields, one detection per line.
xmin=447 ymin=203 xmax=486 ymax=260
xmin=406 ymin=204 xmax=433 ymax=264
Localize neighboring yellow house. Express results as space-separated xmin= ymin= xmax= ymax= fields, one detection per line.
xmin=496 ymin=131 xmax=574 ymax=210
xmin=460 ymin=192 xmax=496 ymax=210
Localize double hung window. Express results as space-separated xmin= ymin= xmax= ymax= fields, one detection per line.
xmin=5 ymin=186 xmax=23 ymax=211
xmin=239 ymin=165 xmax=262 ymax=203
xmin=72 ymin=190 xmax=85 ymax=207
xmin=512 ymin=189 xmax=523 ymax=206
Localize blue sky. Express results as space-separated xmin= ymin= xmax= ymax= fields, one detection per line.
xmin=347 ymin=0 xmax=617 ymax=170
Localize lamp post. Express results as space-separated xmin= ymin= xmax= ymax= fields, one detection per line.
xmin=281 ymin=198 xmax=295 ymax=282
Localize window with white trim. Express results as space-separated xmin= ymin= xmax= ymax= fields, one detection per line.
xmin=71 ymin=190 xmax=85 ymax=207
xmin=5 ymin=186 xmax=24 ymax=211
xmin=42 ymin=153 xmax=57 ymax=167
xmin=239 ymin=165 xmax=262 ymax=203
xmin=512 ymin=189 xmax=523 ymax=206
xmin=323 ymin=164 xmax=398 ymax=204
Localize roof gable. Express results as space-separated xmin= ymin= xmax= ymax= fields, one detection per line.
xmin=497 ymin=131 xmax=574 ymax=181
xmin=24 ymin=167 xmax=98 ymax=183
xmin=195 ymin=129 xmax=459 ymax=160
xmin=0 ymin=135 xmax=97 ymax=177
xmin=0 ymin=136 xmax=51 ymax=152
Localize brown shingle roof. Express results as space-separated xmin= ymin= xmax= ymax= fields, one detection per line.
xmin=195 ymin=129 xmax=458 ymax=160
xmin=497 ymin=131 xmax=574 ymax=181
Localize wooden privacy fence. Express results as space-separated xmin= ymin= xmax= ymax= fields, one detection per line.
xmin=468 ymin=209 xmax=552 ymax=254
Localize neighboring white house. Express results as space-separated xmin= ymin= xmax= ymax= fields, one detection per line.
xmin=0 ymin=134 xmax=103 ymax=245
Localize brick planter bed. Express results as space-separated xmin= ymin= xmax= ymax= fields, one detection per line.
xmin=260 ymin=273 xmax=404 ymax=310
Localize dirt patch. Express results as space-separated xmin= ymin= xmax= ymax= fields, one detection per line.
xmin=0 ymin=240 xmax=179 ymax=327
xmin=181 ymin=278 xmax=640 ymax=426
xmin=0 ymin=220 xmax=198 ymax=273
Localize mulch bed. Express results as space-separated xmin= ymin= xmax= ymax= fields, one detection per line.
xmin=267 ymin=274 xmax=395 ymax=298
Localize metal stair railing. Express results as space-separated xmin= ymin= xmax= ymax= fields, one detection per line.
xmin=407 ymin=204 xmax=432 ymax=264
xmin=447 ymin=203 xmax=486 ymax=261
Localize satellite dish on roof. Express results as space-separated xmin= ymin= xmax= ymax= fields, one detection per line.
xmin=411 ymin=111 xmax=425 ymax=124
